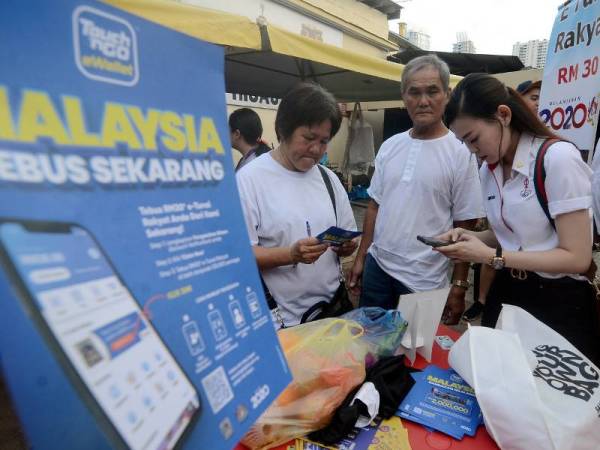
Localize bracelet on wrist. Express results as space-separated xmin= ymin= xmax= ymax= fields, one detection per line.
xmin=452 ymin=279 xmax=470 ymax=289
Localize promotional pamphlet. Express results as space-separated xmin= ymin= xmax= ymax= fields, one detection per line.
xmin=316 ymin=226 xmax=362 ymax=246
xmin=298 ymin=416 xmax=410 ymax=450
xmin=0 ymin=2 xmax=290 ymax=449
xmin=397 ymin=365 xmax=482 ymax=440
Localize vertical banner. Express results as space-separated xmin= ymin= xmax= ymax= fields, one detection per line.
xmin=539 ymin=0 xmax=600 ymax=157
xmin=0 ymin=1 xmax=290 ymax=450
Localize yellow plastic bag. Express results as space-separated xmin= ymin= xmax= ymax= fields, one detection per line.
xmin=242 ymin=318 xmax=367 ymax=449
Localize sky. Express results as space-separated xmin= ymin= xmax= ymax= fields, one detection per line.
xmin=389 ymin=0 xmax=564 ymax=55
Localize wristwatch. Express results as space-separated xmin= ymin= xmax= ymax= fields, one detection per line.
xmin=489 ymin=245 xmax=505 ymax=270
xmin=452 ymin=279 xmax=470 ymax=289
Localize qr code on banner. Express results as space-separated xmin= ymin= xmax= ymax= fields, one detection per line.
xmin=201 ymin=366 xmax=234 ymax=414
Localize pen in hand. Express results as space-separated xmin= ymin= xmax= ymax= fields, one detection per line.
xmin=293 ymin=221 xmax=312 ymax=268
xmin=293 ymin=221 xmax=314 ymax=268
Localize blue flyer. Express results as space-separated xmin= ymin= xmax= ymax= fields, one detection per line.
xmin=397 ymin=365 xmax=482 ymax=440
xmin=316 ymin=226 xmax=362 ymax=246
xmin=0 ymin=1 xmax=291 ymax=449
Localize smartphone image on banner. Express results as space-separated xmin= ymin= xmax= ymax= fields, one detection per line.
xmin=0 ymin=220 xmax=200 ymax=450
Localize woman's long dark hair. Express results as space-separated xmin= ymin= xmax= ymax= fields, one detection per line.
xmin=445 ymin=73 xmax=559 ymax=140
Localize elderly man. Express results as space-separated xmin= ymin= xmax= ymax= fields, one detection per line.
xmin=348 ymin=55 xmax=483 ymax=324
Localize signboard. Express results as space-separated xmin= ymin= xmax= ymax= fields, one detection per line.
xmin=226 ymin=93 xmax=281 ymax=110
xmin=539 ymin=0 xmax=600 ymax=155
xmin=0 ymin=1 xmax=290 ymax=449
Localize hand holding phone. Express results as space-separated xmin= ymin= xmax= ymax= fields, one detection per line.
xmin=417 ymin=235 xmax=455 ymax=248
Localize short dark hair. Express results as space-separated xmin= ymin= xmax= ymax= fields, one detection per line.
xmin=445 ymin=73 xmax=557 ymax=139
xmin=516 ymin=79 xmax=542 ymax=95
xmin=275 ymin=82 xmax=342 ymax=142
xmin=229 ymin=108 xmax=263 ymax=144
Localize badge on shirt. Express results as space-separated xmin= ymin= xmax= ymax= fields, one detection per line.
xmin=520 ymin=178 xmax=532 ymax=198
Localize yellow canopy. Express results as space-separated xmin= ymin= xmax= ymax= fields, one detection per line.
xmin=104 ymin=0 xmax=261 ymax=49
xmin=266 ymin=25 xmax=403 ymax=83
xmin=106 ymin=0 xmax=460 ymax=101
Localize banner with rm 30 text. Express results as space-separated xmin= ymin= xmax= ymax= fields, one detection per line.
xmin=539 ymin=0 xmax=600 ymax=156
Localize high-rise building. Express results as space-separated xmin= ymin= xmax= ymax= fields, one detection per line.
xmin=512 ymin=39 xmax=548 ymax=69
xmin=452 ymin=32 xmax=476 ymax=54
xmin=395 ymin=22 xmax=429 ymax=50
xmin=407 ymin=29 xmax=431 ymax=50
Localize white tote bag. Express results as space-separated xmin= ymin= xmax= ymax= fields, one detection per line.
xmin=342 ymin=102 xmax=375 ymax=171
xmin=449 ymin=305 xmax=600 ymax=450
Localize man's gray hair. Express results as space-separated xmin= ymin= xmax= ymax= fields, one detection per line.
xmin=401 ymin=54 xmax=450 ymax=93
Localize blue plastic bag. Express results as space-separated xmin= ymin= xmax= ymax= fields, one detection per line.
xmin=341 ymin=307 xmax=408 ymax=367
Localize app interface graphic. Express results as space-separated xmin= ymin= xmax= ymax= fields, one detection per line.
xmin=0 ymin=222 xmax=199 ymax=450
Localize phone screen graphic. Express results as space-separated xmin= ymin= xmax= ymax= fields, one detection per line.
xmin=0 ymin=221 xmax=199 ymax=450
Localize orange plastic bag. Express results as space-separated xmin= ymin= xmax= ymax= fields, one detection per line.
xmin=241 ymin=318 xmax=367 ymax=449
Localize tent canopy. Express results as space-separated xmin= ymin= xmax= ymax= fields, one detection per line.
xmin=390 ymin=50 xmax=524 ymax=76
xmin=105 ymin=0 xmax=263 ymax=49
xmin=108 ymin=0 xmax=461 ymax=102
xmin=226 ymin=24 xmax=407 ymax=102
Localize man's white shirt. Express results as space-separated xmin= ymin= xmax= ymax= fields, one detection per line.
xmin=367 ymin=130 xmax=483 ymax=291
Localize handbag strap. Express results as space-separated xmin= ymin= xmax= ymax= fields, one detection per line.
xmin=533 ymin=138 xmax=598 ymax=283
xmin=317 ymin=165 xmax=346 ymax=283
xmin=350 ymin=102 xmax=363 ymax=127
xmin=317 ymin=165 xmax=337 ymax=224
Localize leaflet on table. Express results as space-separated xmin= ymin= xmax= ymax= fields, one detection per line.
xmin=0 ymin=2 xmax=290 ymax=450
xmin=296 ymin=420 xmax=381 ymax=450
xmin=410 ymin=367 xmax=482 ymax=437
xmin=316 ymin=226 xmax=362 ymax=246
xmin=298 ymin=416 xmax=410 ymax=450
xmin=396 ymin=365 xmax=483 ymax=440
xmin=399 ymin=366 xmax=482 ymax=438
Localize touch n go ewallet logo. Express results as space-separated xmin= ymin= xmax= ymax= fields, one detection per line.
xmin=73 ymin=6 xmax=139 ymax=86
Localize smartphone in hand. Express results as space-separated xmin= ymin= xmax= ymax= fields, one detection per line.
xmin=417 ymin=235 xmax=455 ymax=247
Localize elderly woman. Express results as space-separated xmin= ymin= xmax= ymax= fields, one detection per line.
xmin=236 ymin=83 xmax=357 ymax=328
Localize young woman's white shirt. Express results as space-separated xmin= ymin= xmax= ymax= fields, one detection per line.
xmin=480 ymin=133 xmax=592 ymax=279
xmin=236 ymin=153 xmax=356 ymax=326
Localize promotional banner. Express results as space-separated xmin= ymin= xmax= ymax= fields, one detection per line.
xmin=539 ymin=0 xmax=600 ymax=156
xmin=0 ymin=1 xmax=290 ymax=449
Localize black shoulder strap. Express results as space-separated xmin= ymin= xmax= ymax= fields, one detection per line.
xmin=317 ymin=165 xmax=337 ymax=223
xmin=533 ymin=138 xmax=562 ymax=230
xmin=533 ymin=138 xmax=597 ymax=279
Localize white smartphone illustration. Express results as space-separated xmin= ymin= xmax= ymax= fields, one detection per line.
xmin=0 ymin=220 xmax=200 ymax=450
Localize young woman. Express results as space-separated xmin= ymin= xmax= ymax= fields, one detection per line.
xmin=229 ymin=108 xmax=271 ymax=171
xmin=436 ymin=73 xmax=598 ymax=364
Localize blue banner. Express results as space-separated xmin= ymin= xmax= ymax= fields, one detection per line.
xmin=0 ymin=1 xmax=290 ymax=449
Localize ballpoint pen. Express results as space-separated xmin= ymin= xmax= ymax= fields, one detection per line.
xmin=294 ymin=221 xmax=312 ymax=268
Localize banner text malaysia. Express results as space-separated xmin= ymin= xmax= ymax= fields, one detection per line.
xmin=0 ymin=2 xmax=291 ymax=449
